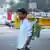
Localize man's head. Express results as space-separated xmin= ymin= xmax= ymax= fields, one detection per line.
xmin=17 ymin=8 xmax=27 ymax=20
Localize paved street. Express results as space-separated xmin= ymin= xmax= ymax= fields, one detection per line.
xmin=0 ymin=26 xmax=50 ymax=50
xmin=31 ymin=29 xmax=50 ymax=50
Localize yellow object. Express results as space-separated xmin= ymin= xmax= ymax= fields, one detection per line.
xmin=38 ymin=18 xmax=50 ymax=26
xmin=14 ymin=14 xmax=20 ymax=29
xmin=27 ymin=14 xmax=36 ymax=22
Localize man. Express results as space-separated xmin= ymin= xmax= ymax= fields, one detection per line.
xmin=16 ymin=8 xmax=32 ymax=50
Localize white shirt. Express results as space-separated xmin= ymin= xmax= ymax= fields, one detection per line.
xmin=12 ymin=14 xmax=14 ymax=21
xmin=17 ymin=18 xmax=32 ymax=49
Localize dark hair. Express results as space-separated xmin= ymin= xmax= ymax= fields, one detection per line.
xmin=17 ymin=8 xmax=27 ymax=15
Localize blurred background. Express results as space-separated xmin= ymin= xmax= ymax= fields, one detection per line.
xmin=0 ymin=0 xmax=50 ymax=50
xmin=1 ymin=0 xmax=50 ymax=12
xmin=0 ymin=0 xmax=50 ymax=28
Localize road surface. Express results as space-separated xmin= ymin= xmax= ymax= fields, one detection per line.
xmin=0 ymin=26 xmax=50 ymax=50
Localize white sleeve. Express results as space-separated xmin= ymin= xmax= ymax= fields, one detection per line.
xmin=24 ymin=22 xmax=32 ymax=36
xmin=20 ymin=20 xmax=32 ymax=37
xmin=27 ymin=25 xmax=32 ymax=36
